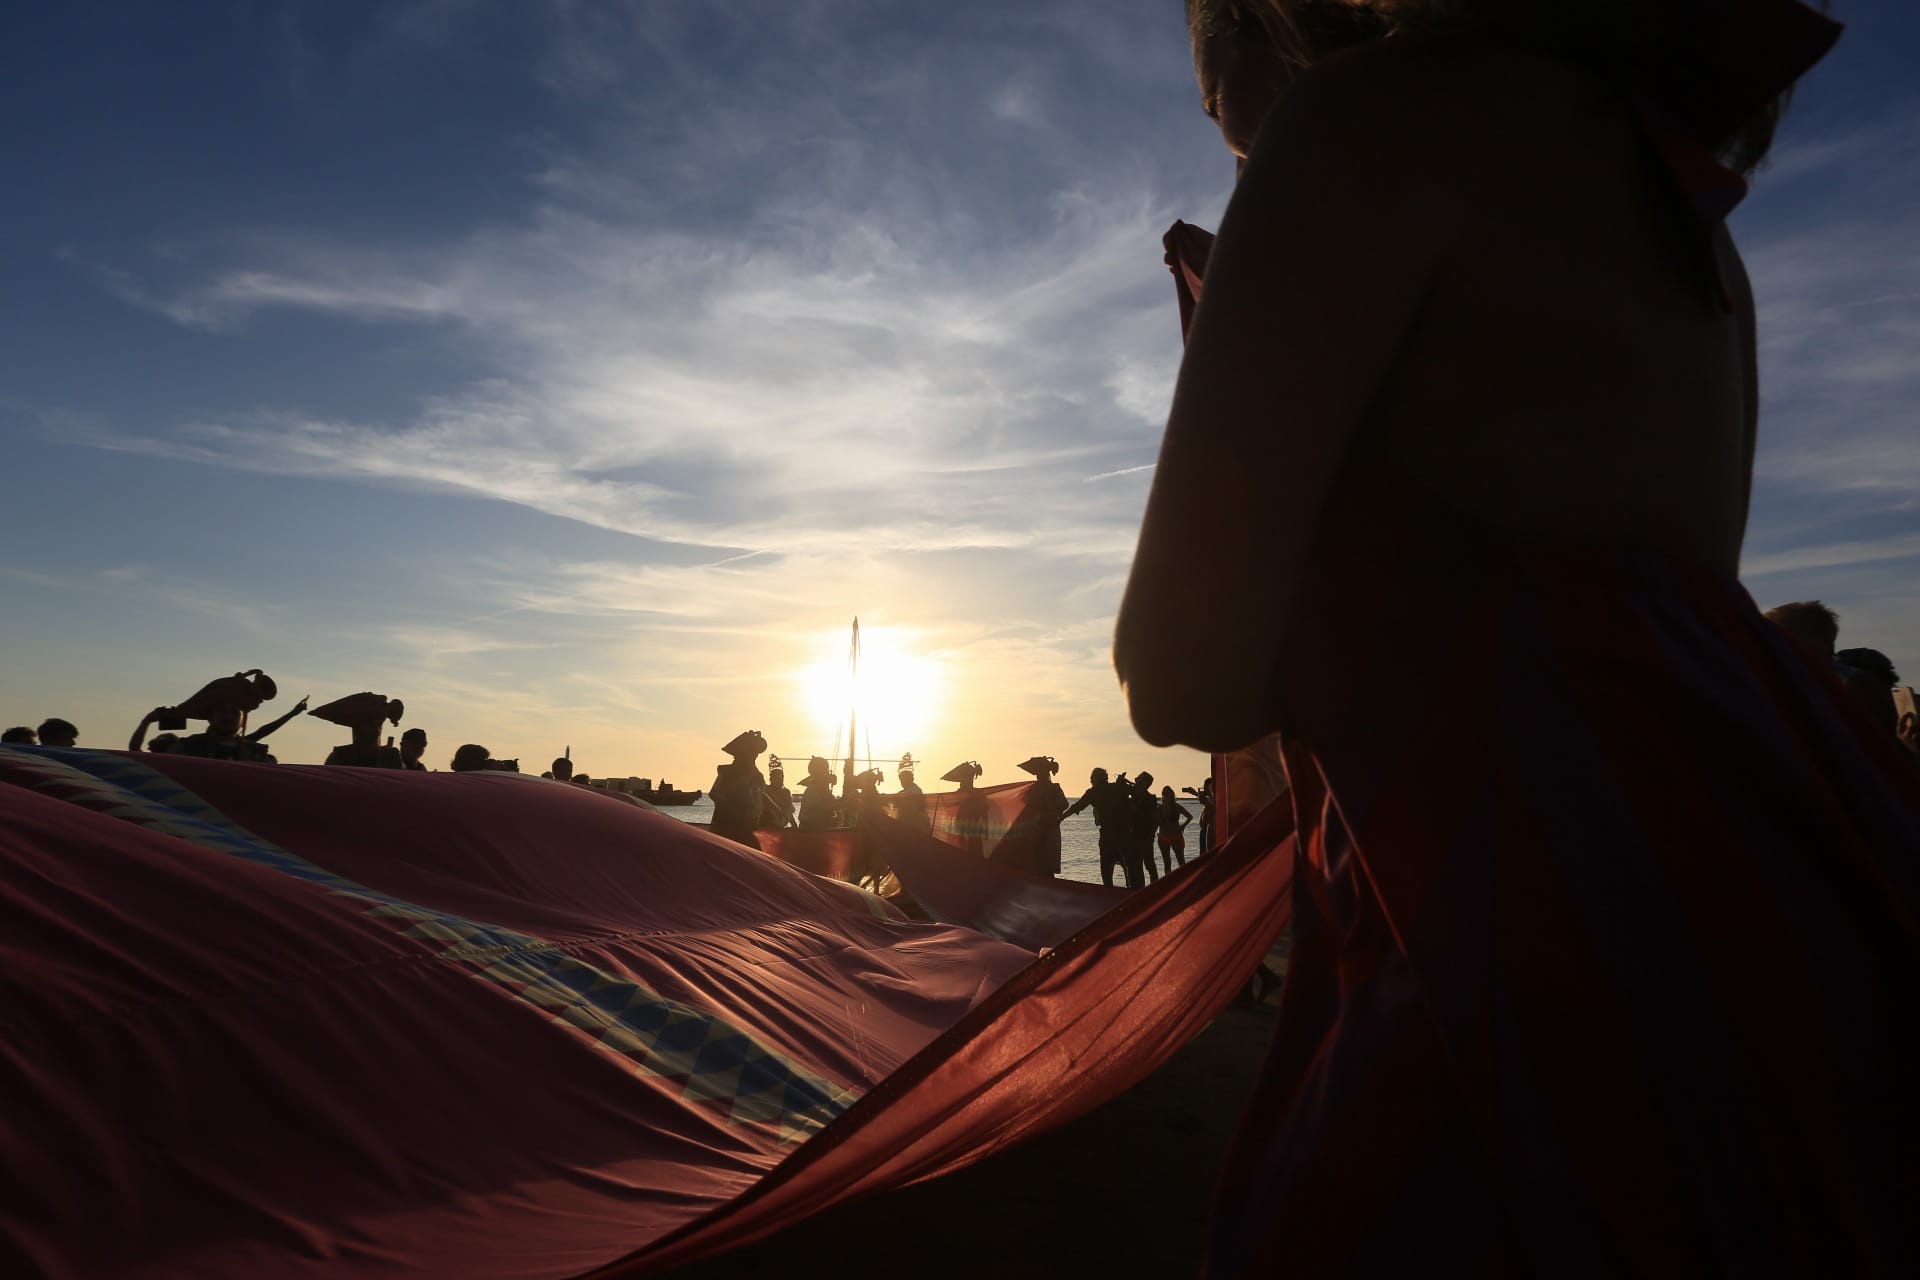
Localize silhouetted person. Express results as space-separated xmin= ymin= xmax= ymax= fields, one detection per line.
xmin=167 ymin=703 xmax=272 ymax=762
xmin=1016 ymin=755 xmax=1069 ymax=877
xmin=709 ymin=730 xmax=781 ymax=848
xmin=1129 ymin=771 xmax=1162 ymax=887
xmin=147 ymin=733 xmax=180 ymax=754
xmin=942 ymin=761 xmax=988 ymax=856
xmin=307 ymin=692 xmax=405 ymax=767
xmin=324 ymin=725 xmax=404 ymax=769
xmin=450 ymin=744 xmax=492 ymax=773
xmin=765 ymin=757 xmax=796 ymax=826
xmin=36 ymin=718 xmax=78 ymax=748
xmin=1110 ymin=6 xmax=1920 ymax=1271
xmin=1766 ymin=600 xmax=1896 ymax=732
xmin=400 ymin=727 xmax=429 ymax=771
xmin=1064 ymin=767 xmax=1133 ymax=887
xmin=1184 ymin=777 xmax=1217 ymax=851
xmin=892 ymin=765 xmax=929 ymax=831
xmin=797 ymin=757 xmax=841 ymax=829
xmin=1157 ymin=785 xmax=1193 ymax=873
xmin=2 ymin=726 xmax=34 ymax=745
xmin=551 ymin=756 xmax=574 ymax=783
xmin=1837 ymin=647 xmax=1902 ymax=737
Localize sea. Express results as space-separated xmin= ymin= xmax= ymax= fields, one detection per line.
xmin=660 ymin=796 xmax=1206 ymax=886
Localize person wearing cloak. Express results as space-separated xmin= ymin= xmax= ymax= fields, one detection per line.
xmin=312 ymin=693 xmax=406 ymax=769
xmin=942 ymin=760 xmax=988 ymax=857
xmin=796 ymin=757 xmax=841 ymax=830
xmin=764 ymin=756 xmax=796 ymax=826
xmin=708 ymin=730 xmax=779 ymax=848
xmin=1015 ymin=755 xmax=1069 ymax=877
xmin=891 ymin=763 xmax=929 ymax=831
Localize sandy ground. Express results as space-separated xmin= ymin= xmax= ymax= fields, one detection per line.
xmin=662 ymin=994 xmax=1281 ymax=1279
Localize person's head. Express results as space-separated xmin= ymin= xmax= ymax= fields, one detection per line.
xmin=1836 ymin=647 xmax=1900 ymax=688
xmin=1163 ymin=785 xmax=1177 ymax=801
xmin=1090 ymin=767 xmax=1109 ymax=786
xmin=722 ymin=730 xmax=767 ymax=762
xmin=1136 ymin=771 xmax=1155 ymax=792
xmin=573 ymin=773 xmax=591 ymax=786
xmin=1186 ymin=2 xmax=1807 ymax=174
xmin=1765 ymin=600 xmax=1840 ymax=657
xmin=551 ymin=756 xmax=574 ymax=781
xmin=148 ymin=733 xmax=179 ymax=754
xmin=1 ymin=726 xmax=34 ymax=745
xmin=206 ymin=703 xmax=246 ymax=739
xmin=451 ymin=743 xmax=491 ymax=772
xmin=1186 ymin=0 xmax=1389 ymax=157
xmin=769 ymin=764 xmax=786 ymax=785
xmin=898 ymin=767 xmax=914 ymax=785
xmin=36 ymin=718 xmax=78 ymax=748
xmin=400 ymin=727 xmax=427 ymax=762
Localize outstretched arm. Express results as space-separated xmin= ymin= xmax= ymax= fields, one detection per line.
xmin=1114 ymin=44 xmax=1475 ymax=752
xmin=129 ymin=708 xmax=167 ymax=752
xmin=246 ymin=696 xmax=309 ymax=743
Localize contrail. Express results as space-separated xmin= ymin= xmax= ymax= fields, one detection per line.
xmin=1083 ymin=463 xmax=1156 ymax=483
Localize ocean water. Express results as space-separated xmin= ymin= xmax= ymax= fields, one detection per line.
xmin=661 ymin=796 xmax=1206 ymax=887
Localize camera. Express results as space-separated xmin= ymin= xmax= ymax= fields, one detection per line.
xmin=157 ymin=711 xmax=187 ymax=732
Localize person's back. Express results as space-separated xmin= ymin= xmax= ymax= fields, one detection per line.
xmin=1352 ymin=42 xmax=1754 ymax=572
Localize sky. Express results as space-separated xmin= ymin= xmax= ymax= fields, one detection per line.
xmin=1 ymin=1 xmax=1916 ymax=786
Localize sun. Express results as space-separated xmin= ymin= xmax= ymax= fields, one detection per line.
xmin=795 ymin=625 xmax=944 ymax=762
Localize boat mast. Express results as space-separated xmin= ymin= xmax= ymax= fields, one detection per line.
xmin=844 ymin=617 xmax=859 ymax=787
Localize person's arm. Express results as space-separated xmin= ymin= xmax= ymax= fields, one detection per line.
xmin=129 ymin=708 xmax=167 ymax=752
xmin=245 ymin=696 xmax=309 ymax=743
xmin=1176 ymin=805 xmax=1193 ymax=832
xmin=1114 ymin=45 xmax=1480 ymax=752
xmin=1062 ymin=789 xmax=1092 ymax=818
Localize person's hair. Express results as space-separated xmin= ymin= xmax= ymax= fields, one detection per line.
xmin=1091 ymin=767 xmax=1110 ymax=782
xmin=1162 ymin=785 xmax=1177 ymax=799
xmin=402 ymin=727 xmax=427 ymax=742
xmin=1764 ymin=600 xmax=1840 ymax=653
xmin=37 ymin=717 xmax=78 ymax=741
xmin=1 ymin=726 xmax=35 ymax=744
xmin=148 ymin=733 xmax=180 ymax=753
xmin=1185 ymin=0 xmax=1808 ymax=174
xmin=451 ymin=744 xmax=492 ymax=772
xmin=552 ymin=756 xmax=571 ymax=772
xmin=1836 ymin=647 xmax=1900 ymax=688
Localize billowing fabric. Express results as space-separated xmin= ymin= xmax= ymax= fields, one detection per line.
xmin=868 ymin=813 xmax=1127 ymax=952
xmin=1207 ymin=467 xmax=1920 ymax=1275
xmin=917 ymin=780 xmax=1046 ymax=866
xmin=0 ymin=748 xmax=1029 ymax=1279
xmin=1 ymin=747 xmax=1296 ymax=1277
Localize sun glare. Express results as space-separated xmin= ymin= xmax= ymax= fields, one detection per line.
xmin=794 ymin=626 xmax=944 ymax=763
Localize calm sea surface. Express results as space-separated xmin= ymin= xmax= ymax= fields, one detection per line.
xmin=661 ymin=796 xmax=1205 ymax=887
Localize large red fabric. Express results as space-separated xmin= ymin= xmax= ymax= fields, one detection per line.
xmin=2 ymin=746 xmax=1294 ymax=1277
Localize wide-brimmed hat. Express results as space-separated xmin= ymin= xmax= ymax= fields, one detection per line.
xmin=722 ymin=730 xmax=767 ymax=756
xmin=308 ymin=692 xmax=404 ymax=729
xmin=941 ymin=760 xmax=983 ymax=783
xmin=1016 ymin=755 xmax=1058 ymax=777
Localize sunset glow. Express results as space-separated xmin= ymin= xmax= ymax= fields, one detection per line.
xmin=794 ymin=626 xmax=945 ymax=766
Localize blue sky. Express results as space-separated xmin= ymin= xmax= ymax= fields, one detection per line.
xmin=2 ymin=0 xmax=1916 ymax=782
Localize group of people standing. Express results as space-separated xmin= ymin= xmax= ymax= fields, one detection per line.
xmin=702 ymin=729 xmax=1209 ymax=889
xmin=1063 ymin=768 xmax=1204 ymax=890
